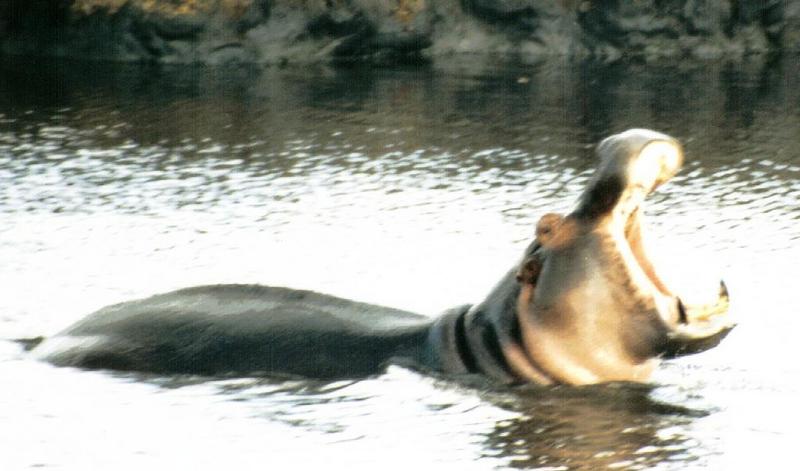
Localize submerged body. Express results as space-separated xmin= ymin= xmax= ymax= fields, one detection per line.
xmin=32 ymin=129 xmax=735 ymax=384
xmin=34 ymin=285 xmax=436 ymax=378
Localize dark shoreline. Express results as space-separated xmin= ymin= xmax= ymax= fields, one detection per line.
xmin=1 ymin=0 xmax=798 ymax=65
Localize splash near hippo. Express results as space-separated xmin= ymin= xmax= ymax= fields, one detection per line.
xmin=30 ymin=129 xmax=735 ymax=384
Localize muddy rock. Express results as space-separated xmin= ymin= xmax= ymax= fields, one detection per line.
xmin=0 ymin=0 xmax=797 ymax=64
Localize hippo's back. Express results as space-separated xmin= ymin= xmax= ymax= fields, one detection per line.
xmin=33 ymin=285 xmax=433 ymax=378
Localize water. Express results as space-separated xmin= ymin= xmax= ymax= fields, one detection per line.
xmin=1 ymin=55 xmax=799 ymax=470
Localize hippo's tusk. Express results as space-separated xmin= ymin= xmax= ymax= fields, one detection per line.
xmin=681 ymin=280 xmax=730 ymax=323
xmin=661 ymin=280 xmax=734 ymax=358
xmin=720 ymin=280 xmax=730 ymax=301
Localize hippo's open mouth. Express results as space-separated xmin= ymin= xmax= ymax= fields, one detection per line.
xmin=514 ymin=129 xmax=735 ymax=384
xmin=614 ymin=136 xmax=735 ymax=358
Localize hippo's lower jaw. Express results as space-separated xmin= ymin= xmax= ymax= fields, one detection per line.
xmin=662 ymin=282 xmax=734 ymax=358
xmin=30 ymin=129 xmax=735 ymax=385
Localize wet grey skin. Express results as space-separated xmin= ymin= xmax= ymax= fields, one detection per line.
xmin=31 ymin=129 xmax=735 ymax=384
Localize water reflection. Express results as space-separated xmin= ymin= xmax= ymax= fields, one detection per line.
xmin=2 ymin=54 xmax=797 ymax=165
xmin=3 ymin=55 xmax=798 ymax=221
xmin=118 ymin=369 xmax=714 ymax=470
xmin=484 ymin=384 xmax=706 ymax=470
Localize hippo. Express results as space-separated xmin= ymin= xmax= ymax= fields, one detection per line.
xmin=30 ymin=129 xmax=735 ymax=385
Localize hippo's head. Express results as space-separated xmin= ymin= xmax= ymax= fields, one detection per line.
xmin=513 ymin=129 xmax=734 ymax=385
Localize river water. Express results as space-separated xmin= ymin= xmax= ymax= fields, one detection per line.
xmin=1 ymin=54 xmax=798 ymax=470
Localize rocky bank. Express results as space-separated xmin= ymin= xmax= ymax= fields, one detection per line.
xmin=0 ymin=0 xmax=798 ymax=64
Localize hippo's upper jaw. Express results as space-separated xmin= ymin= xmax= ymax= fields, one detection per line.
xmin=513 ymin=129 xmax=735 ymax=385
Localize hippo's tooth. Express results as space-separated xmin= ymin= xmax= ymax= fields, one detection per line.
xmin=676 ymin=297 xmax=688 ymax=324
xmin=719 ymin=280 xmax=730 ymax=303
xmin=682 ymin=281 xmax=730 ymax=323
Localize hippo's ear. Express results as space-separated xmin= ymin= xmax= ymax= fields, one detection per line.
xmin=534 ymin=213 xmax=565 ymax=246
